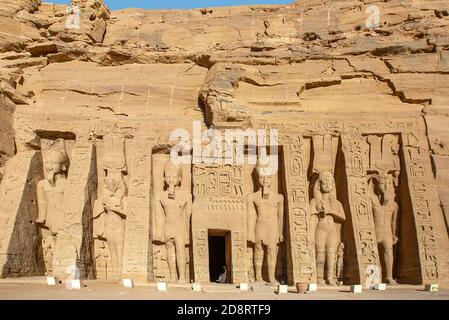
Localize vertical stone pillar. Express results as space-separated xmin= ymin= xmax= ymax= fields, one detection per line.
xmin=283 ymin=136 xmax=316 ymax=285
xmin=52 ymin=140 xmax=97 ymax=279
xmin=401 ymin=132 xmax=441 ymax=283
xmin=192 ymin=228 xmax=209 ymax=282
xmin=0 ymin=151 xmax=45 ymax=277
xmin=231 ymin=230 xmax=246 ymax=283
xmin=341 ymin=134 xmax=381 ymax=283
xmin=122 ymin=137 xmax=153 ymax=282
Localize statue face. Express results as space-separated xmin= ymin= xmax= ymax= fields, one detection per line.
xmin=44 ymin=151 xmax=66 ymax=184
xmin=164 ymin=172 xmax=181 ymax=188
xmin=378 ymin=175 xmax=394 ymax=199
xmin=319 ymin=172 xmax=334 ymax=194
xmin=258 ymin=174 xmax=272 ymax=190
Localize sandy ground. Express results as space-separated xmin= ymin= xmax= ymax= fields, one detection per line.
xmin=0 ymin=278 xmax=448 ymax=300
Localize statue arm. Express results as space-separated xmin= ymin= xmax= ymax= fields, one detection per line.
xmin=185 ymin=195 xmax=193 ymax=244
xmin=93 ymin=199 xmax=106 ymax=238
xmin=246 ymin=193 xmax=256 ymax=243
xmin=278 ymin=194 xmax=284 ymax=243
xmin=111 ymin=198 xmax=127 ymax=218
xmin=392 ymin=203 xmax=399 ymax=244
xmin=367 ymin=179 xmax=379 ymax=206
xmin=309 ymin=199 xmax=318 ymax=216
xmin=331 ymin=202 xmax=346 ymax=222
xmin=309 ymin=199 xmax=318 ymax=244
xmin=93 ymin=198 xmax=105 ymax=219
xmin=153 ymin=195 xmax=165 ymax=243
xmin=36 ymin=181 xmax=47 ymax=224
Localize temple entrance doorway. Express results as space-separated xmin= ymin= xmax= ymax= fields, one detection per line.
xmin=208 ymin=230 xmax=232 ymax=283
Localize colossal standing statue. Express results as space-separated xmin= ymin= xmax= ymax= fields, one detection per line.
xmin=154 ymin=160 xmax=192 ymax=283
xmin=94 ymin=174 xmax=128 ymax=279
xmin=93 ymin=135 xmax=128 ymax=280
xmin=247 ymin=161 xmax=284 ymax=284
xmin=36 ymin=148 xmax=69 ymax=273
xmin=310 ymin=171 xmax=346 ymax=286
xmin=369 ymin=171 xmax=399 ymax=284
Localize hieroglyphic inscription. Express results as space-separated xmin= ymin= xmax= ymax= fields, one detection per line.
xmin=192 ymin=229 xmax=209 ymax=282
xmin=122 ymin=137 xmax=152 ymax=281
xmin=341 ymin=134 xmax=381 ymax=283
xmin=192 ymin=163 xmax=247 ymax=283
xmin=194 ymin=164 xmax=244 ymax=199
xmin=231 ymin=231 xmax=246 ymax=283
xmin=401 ymin=133 xmax=440 ymax=282
xmin=257 ymin=118 xmax=418 ymax=139
xmin=283 ymin=136 xmax=315 ymax=284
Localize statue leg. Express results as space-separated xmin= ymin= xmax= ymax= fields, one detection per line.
xmin=106 ymin=238 xmax=118 ymax=280
xmin=326 ymin=228 xmax=338 ymax=286
xmin=175 ymin=240 xmax=186 ymax=283
xmin=166 ymin=240 xmax=177 ymax=282
xmin=383 ymin=238 xmax=397 ymax=284
xmin=105 ymin=214 xmax=122 ymax=280
xmin=41 ymin=229 xmax=54 ymax=274
xmin=266 ymin=244 xmax=278 ymax=285
xmin=116 ymin=218 xmax=126 ymax=278
xmin=254 ymin=242 xmax=264 ymax=282
xmin=315 ymin=226 xmax=326 ymax=285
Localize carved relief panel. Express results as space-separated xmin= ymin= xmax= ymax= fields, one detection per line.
xmin=192 ymin=163 xmax=247 ymax=284
xmin=283 ymin=135 xmax=315 ymax=285
xmin=400 ymin=132 xmax=441 ymax=283
xmin=341 ymin=134 xmax=381 ymax=285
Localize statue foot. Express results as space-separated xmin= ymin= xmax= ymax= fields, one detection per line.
xmin=317 ymin=279 xmax=326 ymax=286
xmin=266 ymin=280 xmax=279 ymax=286
xmin=178 ymin=279 xmax=187 ymax=284
xmin=327 ymin=279 xmax=338 ymax=286
xmin=386 ymin=278 xmax=398 ymax=285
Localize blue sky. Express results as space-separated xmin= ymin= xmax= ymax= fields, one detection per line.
xmin=48 ymin=1 xmax=293 ymax=10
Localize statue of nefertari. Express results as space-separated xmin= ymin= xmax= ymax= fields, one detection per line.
xmin=310 ymin=171 xmax=346 ymax=286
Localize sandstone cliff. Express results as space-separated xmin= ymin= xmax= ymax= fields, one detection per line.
xmin=1 ymin=0 xmax=449 ymax=280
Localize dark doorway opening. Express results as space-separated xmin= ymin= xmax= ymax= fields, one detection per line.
xmin=208 ymin=230 xmax=231 ymax=283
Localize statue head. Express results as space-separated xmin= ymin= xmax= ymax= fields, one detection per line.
xmin=164 ymin=159 xmax=182 ymax=198
xmin=44 ymin=150 xmax=68 ymax=186
xmin=317 ymin=171 xmax=335 ymax=194
xmin=372 ymin=171 xmax=396 ymax=201
xmin=255 ymin=160 xmax=274 ymax=198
